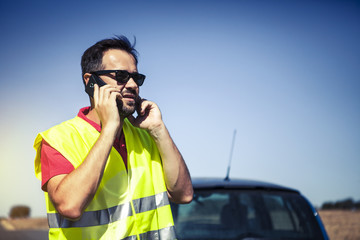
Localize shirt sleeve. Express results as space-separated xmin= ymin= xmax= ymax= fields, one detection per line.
xmin=40 ymin=140 xmax=75 ymax=191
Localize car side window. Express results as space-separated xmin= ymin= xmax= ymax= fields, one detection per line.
xmin=263 ymin=194 xmax=300 ymax=230
xmin=171 ymin=189 xmax=324 ymax=240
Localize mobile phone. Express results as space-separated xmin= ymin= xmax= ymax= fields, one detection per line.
xmin=85 ymin=74 xmax=107 ymax=97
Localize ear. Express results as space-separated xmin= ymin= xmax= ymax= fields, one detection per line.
xmin=83 ymin=73 xmax=92 ymax=85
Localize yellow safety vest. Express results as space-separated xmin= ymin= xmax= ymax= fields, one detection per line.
xmin=34 ymin=116 xmax=175 ymax=239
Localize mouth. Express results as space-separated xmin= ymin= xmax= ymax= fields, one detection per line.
xmin=121 ymin=93 xmax=136 ymax=102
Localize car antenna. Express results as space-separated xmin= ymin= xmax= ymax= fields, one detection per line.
xmin=225 ymin=129 xmax=237 ymax=181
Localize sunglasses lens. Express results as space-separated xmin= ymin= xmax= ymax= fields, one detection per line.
xmin=134 ymin=74 xmax=145 ymax=86
xmin=116 ymin=71 xmax=129 ymax=83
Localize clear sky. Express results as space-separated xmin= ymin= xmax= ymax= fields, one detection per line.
xmin=0 ymin=0 xmax=359 ymax=217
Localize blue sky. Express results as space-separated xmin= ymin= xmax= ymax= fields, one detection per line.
xmin=0 ymin=0 xmax=359 ymax=217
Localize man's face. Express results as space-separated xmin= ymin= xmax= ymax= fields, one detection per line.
xmin=100 ymin=49 xmax=140 ymax=117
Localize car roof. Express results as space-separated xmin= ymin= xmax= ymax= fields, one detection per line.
xmin=191 ymin=177 xmax=300 ymax=194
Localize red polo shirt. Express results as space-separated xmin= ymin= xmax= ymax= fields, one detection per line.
xmin=40 ymin=107 xmax=127 ymax=190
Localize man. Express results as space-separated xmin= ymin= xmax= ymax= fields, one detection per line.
xmin=34 ymin=36 xmax=193 ymax=239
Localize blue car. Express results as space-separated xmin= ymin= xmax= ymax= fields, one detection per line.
xmin=171 ymin=177 xmax=329 ymax=240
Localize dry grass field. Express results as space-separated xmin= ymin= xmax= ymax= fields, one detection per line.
xmin=1 ymin=210 xmax=359 ymax=239
xmin=318 ymin=210 xmax=360 ymax=240
xmin=0 ymin=217 xmax=48 ymax=231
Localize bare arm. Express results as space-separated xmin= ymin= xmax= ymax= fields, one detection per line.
xmin=150 ymin=123 xmax=193 ymax=203
xmin=47 ymin=84 xmax=121 ymax=220
xmin=128 ymin=100 xmax=193 ymax=204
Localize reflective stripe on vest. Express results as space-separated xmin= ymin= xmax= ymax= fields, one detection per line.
xmin=121 ymin=226 xmax=176 ymax=240
xmin=133 ymin=191 xmax=169 ymax=214
xmin=48 ymin=191 xmax=169 ymax=229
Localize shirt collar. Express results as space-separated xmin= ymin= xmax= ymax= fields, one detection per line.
xmin=77 ymin=106 xmax=102 ymax=132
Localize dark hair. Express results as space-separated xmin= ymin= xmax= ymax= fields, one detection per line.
xmin=81 ymin=35 xmax=138 ymax=85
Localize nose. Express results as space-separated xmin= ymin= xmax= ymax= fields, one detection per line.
xmin=125 ymin=77 xmax=138 ymax=89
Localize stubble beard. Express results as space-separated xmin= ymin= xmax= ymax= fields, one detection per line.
xmin=117 ymin=99 xmax=136 ymax=118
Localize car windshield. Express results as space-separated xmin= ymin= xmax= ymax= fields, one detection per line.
xmin=171 ymin=189 xmax=324 ymax=240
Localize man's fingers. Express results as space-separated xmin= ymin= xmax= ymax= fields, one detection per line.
xmin=97 ymin=85 xmax=121 ymax=103
xmin=138 ymin=99 xmax=152 ymax=116
xmin=93 ymin=84 xmax=99 ymax=105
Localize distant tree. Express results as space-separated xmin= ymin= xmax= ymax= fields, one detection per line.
xmin=355 ymin=201 xmax=360 ymax=210
xmin=321 ymin=201 xmax=335 ymax=210
xmin=335 ymin=198 xmax=354 ymax=210
xmin=321 ymin=198 xmax=360 ymax=210
xmin=9 ymin=205 xmax=30 ymax=218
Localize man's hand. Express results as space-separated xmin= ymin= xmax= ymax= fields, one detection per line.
xmin=93 ymin=84 xmax=121 ymax=131
xmin=127 ymin=98 xmax=164 ymax=135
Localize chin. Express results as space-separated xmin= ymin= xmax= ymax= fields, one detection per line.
xmin=118 ymin=106 xmax=136 ymax=118
xmin=117 ymin=100 xmax=136 ymax=117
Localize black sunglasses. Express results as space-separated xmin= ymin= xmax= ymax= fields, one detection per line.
xmin=91 ymin=70 xmax=146 ymax=86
